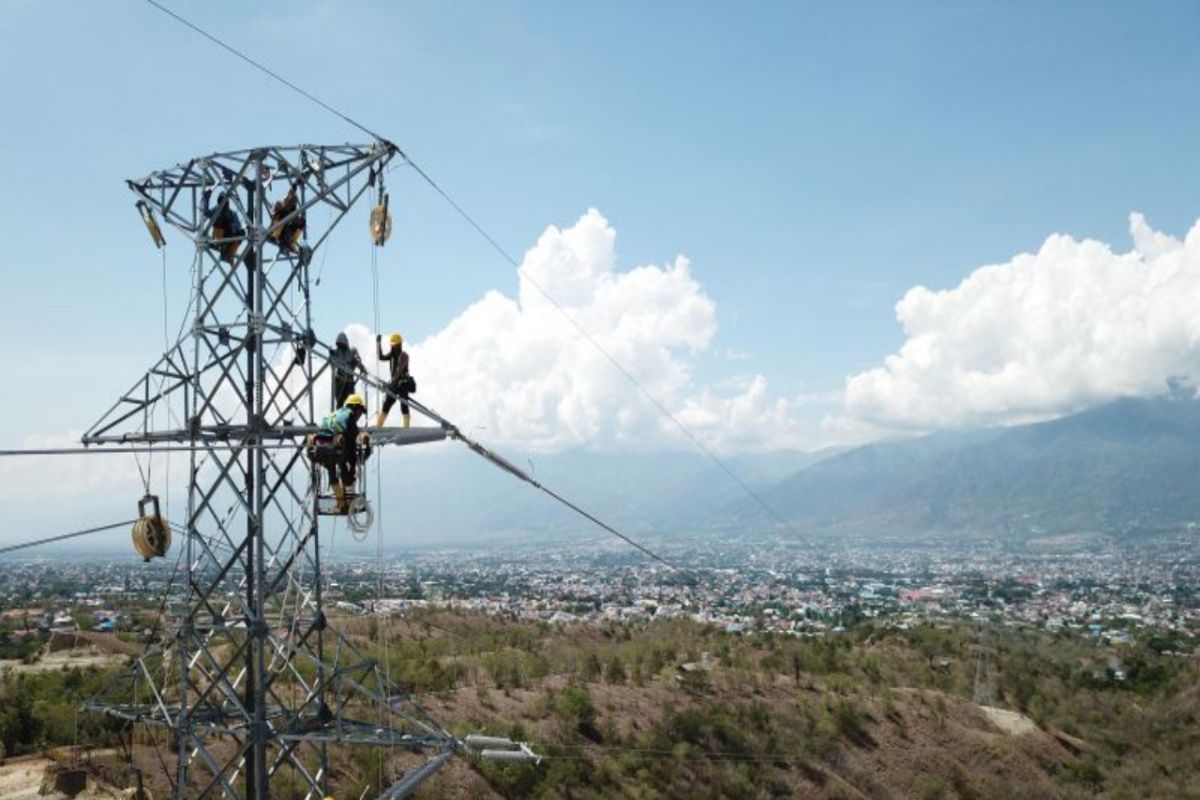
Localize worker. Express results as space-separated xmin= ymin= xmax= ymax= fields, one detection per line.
xmin=330 ymin=332 xmax=365 ymax=410
xmin=375 ymin=332 xmax=415 ymax=428
xmin=268 ymin=183 xmax=306 ymax=253
xmin=312 ymin=393 xmax=367 ymax=512
xmin=202 ymin=189 xmax=245 ymax=265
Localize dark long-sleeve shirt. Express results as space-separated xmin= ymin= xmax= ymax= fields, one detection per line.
xmin=331 ymin=346 xmax=364 ymax=380
xmin=343 ymin=412 xmax=361 ymax=444
xmin=203 ymin=192 xmax=244 ymax=236
xmin=377 ymin=341 xmax=409 ymax=385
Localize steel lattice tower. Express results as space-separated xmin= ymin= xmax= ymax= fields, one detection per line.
xmin=83 ymin=142 xmax=459 ymax=800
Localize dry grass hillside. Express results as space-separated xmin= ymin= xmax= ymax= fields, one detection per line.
xmin=2 ymin=611 xmax=1195 ymax=799
xmin=325 ymin=611 xmax=1200 ymax=799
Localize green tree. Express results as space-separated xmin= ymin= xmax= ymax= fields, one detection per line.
xmin=0 ymin=689 xmax=43 ymax=755
xmin=555 ymin=684 xmax=597 ymax=738
xmin=605 ymin=655 xmax=627 ymax=685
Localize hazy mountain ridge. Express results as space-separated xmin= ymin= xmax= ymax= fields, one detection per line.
xmin=755 ymin=394 xmax=1200 ymax=539
xmin=365 ymin=446 xmax=830 ymax=547
xmin=34 ymin=396 xmax=1200 ymax=554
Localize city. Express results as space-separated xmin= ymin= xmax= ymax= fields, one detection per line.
xmin=4 ymin=534 xmax=1195 ymax=658
xmin=4 ymin=1 xmax=1200 ymax=796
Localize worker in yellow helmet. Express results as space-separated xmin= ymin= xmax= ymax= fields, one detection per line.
xmin=375 ymin=332 xmax=415 ymax=428
xmin=312 ymin=393 xmax=367 ymax=512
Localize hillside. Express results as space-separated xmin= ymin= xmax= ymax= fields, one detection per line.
xmin=754 ymin=394 xmax=1200 ymax=540
xmin=46 ymin=611 xmax=1200 ymax=799
xmin=404 ymin=614 xmax=1197 ymax=800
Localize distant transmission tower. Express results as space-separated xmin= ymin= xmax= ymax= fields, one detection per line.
xmin=84 ymin=142 xmax=459 ymax=799
xmin=973 ymin=620 xmax=995 ymax=707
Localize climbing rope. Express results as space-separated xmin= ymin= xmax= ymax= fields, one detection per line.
xmin=369 ymin=178 xmax=395 ymax=788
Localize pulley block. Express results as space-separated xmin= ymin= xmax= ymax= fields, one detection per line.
xmin=132 ymin=494 xmax=171 ymax=561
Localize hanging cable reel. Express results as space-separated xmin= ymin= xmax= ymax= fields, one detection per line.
xmin=369 ymin=191 xmax=391 ymax=246
xmin=131 ymin=494 xmax=171 ymax=561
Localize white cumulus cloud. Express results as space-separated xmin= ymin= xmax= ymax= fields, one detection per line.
xmin=379 ymin=208 xmax=810 ymax=453
xmin=838 ymin=213 xmax=1200 ymax=431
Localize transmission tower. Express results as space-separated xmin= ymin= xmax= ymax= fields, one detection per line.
xmin=973 ymin=620 xmax=996 ymax=707
xmin=83 ymin=142 xmax=460 ymax=799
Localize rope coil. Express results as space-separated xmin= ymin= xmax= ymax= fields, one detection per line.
xmin=347 ymin=495 xmax=374 ymax=537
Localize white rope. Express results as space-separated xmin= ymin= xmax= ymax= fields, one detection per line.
xmin=161 ymin=244 xmax=172 ymax=526
xmin=369 ymin=182 xmax=396 ymax=783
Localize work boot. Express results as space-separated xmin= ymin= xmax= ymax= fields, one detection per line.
xmin=332 ymin=482 xmax=347 ymax=514
xmin=374 ymin=410 xmax=388 ymax=428
xmin=402 ymin=412 xmax=411 ymax=429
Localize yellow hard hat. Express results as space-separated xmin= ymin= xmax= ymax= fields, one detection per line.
xmin=389 ymin=332 xmax=403 ymax=346
xmin=344 ymin=393 xmax=365 ymax=408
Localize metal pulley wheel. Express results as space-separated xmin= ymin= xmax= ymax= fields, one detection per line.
xmin=369 ymin=204 xmax=392 ymax=246
xmin=132 ymin=494 xmax=171 ymax=561
xmin=369 ymin=190 xmax=391 ymax=246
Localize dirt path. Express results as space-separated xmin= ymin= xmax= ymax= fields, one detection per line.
xmin=0 ymin=756 xmax=125 ymax=800
xmin=0 ymin=648 xmax=126 ymax=675
xmin=980 ymin=704 xmax=1039 ymax=735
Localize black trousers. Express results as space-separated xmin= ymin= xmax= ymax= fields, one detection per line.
xmin=381 ymin=381 xmax=409 ymax=415
xmin=315 ymin=436 xmax=357 ymax=486
xmin=324 ymin=460 xmax=356 ymax=487
xmin=332 ymin=375 xmax=355 ymax=410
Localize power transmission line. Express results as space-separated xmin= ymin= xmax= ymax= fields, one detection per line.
xmin=0 ymin=445 xmax=305 ymax=456
xmin=323 ymin=343 xmax=695 ymax=580
xmin=143 ymin=0 xmax=382 ymax=141
xmin=140 ymin=0 xmax=805 ymax=540
xmin=0 ymin=519 xmax=137 ymax=557
xmin=0 ymin=3 xmax=769 ymax=594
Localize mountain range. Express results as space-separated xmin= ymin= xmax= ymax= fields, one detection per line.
xmin=33 ymin=393 xmax=1199 ymax=555
xmin=364 ymin=393 xmax=1200 ymax=548
xmin=750 ymin=393 xmax=1200 ymax=541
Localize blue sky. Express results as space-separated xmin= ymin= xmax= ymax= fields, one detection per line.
xmin=1 ymin=1 xmax=1200 ymax=535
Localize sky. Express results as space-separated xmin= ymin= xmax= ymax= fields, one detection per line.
xmin=1 ymin=0 xmax=1200 ymax=543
